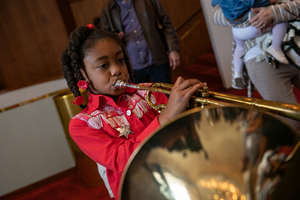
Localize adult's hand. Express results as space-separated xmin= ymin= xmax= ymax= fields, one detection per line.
xmin=158 ymin=77 xmax=207 ymax=126
xmin=118 ymin=31 xmax=125 ymax=40
xmin=169 ymin=51 xmax=180 ymax=70
xmin=249 ymin=7 xmax=274 ymax=30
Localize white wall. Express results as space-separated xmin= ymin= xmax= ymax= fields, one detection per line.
xmin=199 ymin=0 xmax=233 ymax=89
xmin=0 ymin=79 xmax=68 ymax=109
xmin=0 ymin=79 xmax=75 ymax=196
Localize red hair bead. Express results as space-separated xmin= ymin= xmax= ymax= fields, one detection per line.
xmin=73 ymin=96 xmax=85 ymax=105
xmin=87 ymin=24 xmax=94 ymax=30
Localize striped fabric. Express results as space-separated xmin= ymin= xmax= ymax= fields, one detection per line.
xmin=271 ymin=1 xmax=300 ymax=24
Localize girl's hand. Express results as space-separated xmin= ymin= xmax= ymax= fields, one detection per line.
xmin=249 ymin=7 xmax=274 ymax=30
xmin=158 ymin=77 xmax=207 ymax=126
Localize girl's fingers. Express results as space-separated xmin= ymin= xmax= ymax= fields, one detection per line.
xmin=173 ymin=76 xmax=185 ymax=87
xmin=175 ymin=79 xmax=201 ymax=91
xmin=183 ymin=83 xmax=204 ymax=98
xmin=172 ymin=77 xmax=187 ymax=93
xmin=179 ymin=85 xmax=198 ymax=100
xmin=172 ymin=77 xmax=207 ymax=101
xmin=159 ymin=79 xmax=208 ymax=126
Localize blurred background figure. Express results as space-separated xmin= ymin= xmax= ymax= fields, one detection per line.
xmin=99 ymin=0 xmax=180 ymax=84
xmin=212 ymin=0 xmax=300 ymax=133
xmin=212 ymin=0 xmax=288 ymax=89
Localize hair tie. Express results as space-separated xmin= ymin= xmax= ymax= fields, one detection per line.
xmin=87 ymin=24 xmax=94 ymax=30
xmin=77 ymin=80 xmax=89 ymax=89
xmin=73 ymin=96 xmax=85 ymax=105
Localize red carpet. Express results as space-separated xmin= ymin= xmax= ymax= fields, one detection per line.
xmin=4 ymin=53 xmax=299 ymax=200
xmin=6 ymin=171 xmax=111 ymax=200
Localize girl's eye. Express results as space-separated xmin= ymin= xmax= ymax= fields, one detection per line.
xmin=98 ymin=64 xmax=108 ymax=69
xmin=118 ymin=58 xmax=125 ymax=63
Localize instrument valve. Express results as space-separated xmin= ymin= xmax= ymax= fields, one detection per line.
xmin=201 ymin=86 xmax=209 ymax=98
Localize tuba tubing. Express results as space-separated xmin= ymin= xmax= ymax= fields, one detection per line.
xmin=114 ymin=80 xmax=300 ymax=121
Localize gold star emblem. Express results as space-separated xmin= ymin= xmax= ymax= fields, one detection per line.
xmin=117 ymin=124 xmax=133 ymax=139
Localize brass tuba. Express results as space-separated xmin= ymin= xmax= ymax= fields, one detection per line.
xmin=114 ymin=80 xmax=300 ymax=121
xmin=115 ymin=80 xmax=300 ymax=200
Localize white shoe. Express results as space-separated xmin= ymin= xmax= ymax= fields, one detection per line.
xmin=266 ymin=46 xmax=289 ymax=64
xmin=233 ymin=77 xmax=246 ymax=89
xmin=233 ymin=71 xmax=246 ymax=89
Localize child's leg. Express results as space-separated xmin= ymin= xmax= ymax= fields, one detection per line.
xmin=232 ymin=26 xmax=260 ymax=88
xmin=232 ymin=26 xmax=260 ymax=79
xmin=233 ymin=36 xmax=245 ymax=74
xmin=233 ymin=36 xmax=246 ymax=87
xmin=271 ymin=22 xmax=288 ymax=57
xmin=266 ymin=22 xmax=289 ymax=64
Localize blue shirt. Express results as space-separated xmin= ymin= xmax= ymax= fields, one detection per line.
xmin=116 ymin=0 xmax=154 ymax=70
xmin=211 ymin=0 xmax=269 ymax=22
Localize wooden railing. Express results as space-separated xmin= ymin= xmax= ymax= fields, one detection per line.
xmin=0 ymin=88 xmax=70 ymax=113
xmin=175 ymin=8 xmax=202 ymax=31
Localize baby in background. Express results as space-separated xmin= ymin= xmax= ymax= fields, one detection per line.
xmin=212 ymin=0 xmax=289 ymax=88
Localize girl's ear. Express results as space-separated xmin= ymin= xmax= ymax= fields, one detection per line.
xmin=80 ymin=68 xmax=95 ymax=93
xmin=80 ymin=69 xmax=89 ymax=83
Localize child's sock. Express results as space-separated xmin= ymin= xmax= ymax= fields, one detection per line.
xmin=272 ymin=22 xmax=288 ymax=53
xmin=267 ymin=22 xmax=289 ymax=64
xmin=233 ymin=37 xmax=246 ymax=88
xmin=233 ymin=37 xmax=245 ymax=73
xmin=234 ymin=71 xmax=243 ymax=79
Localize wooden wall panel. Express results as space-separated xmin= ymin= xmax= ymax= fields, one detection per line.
xmin=158 ymin=0 xmax=212 ymax=75
xmin=0 ymin=0 xmax=68 ymax=92
xmin=70 ymin=0 xmax=109 ymax=26
xmin=69 ymin=0 xmax=201 ymax=27
xmin=0 ymin=0 xmax=213 ymax=93
xmin=159 ymin=0 xmax=201 ymax=26
xmin=177 ymin=12 xmax=212 ymax=67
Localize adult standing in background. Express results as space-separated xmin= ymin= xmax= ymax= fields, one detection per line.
xmin=99 ymin=0 xmax=180 ymax=84
xmin=212 ymin=0 xmax=300 ymax=132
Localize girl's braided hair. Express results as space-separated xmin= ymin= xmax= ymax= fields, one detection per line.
xmin=61 ymin=26 xmax=133 ymax=109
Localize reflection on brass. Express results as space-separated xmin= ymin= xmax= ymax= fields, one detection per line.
xmin=0 ymin=88 xmax=71 ymax=113
xmin=120 ymin=107 xmax=300 ymax=200
xmin=114 ymin=80 xmax=300 ymax=121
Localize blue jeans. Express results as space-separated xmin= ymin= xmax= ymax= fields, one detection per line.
xmin=133 ymin=62 xmax=172 ymax=84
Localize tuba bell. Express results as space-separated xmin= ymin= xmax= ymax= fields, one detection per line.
xmin=114 ymin=80 xmax=300 ymax=200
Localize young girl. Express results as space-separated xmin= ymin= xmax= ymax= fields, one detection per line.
xmin=212 ymin=0 xmax=289 ymax=88
xmin=60 ymin=24 xmax=206 ymax=199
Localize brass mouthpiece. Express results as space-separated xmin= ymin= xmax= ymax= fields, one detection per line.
xmin=114 ymin=80 xmax=128 ymax=89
